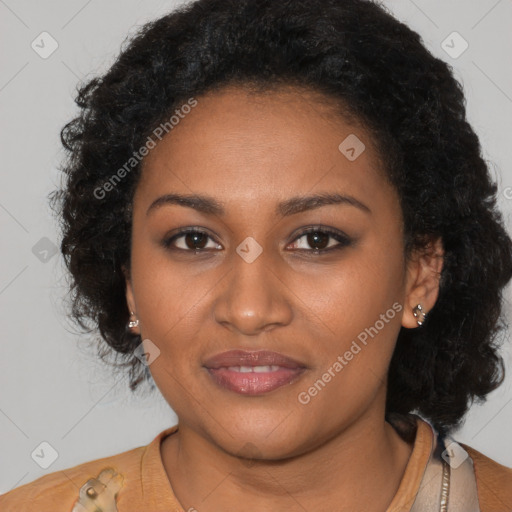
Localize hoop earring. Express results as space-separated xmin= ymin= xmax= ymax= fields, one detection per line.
xmin=127 ymin=311 xmax=139 ymax=329
xmin=412 ymin=304 xmax=428 ymax=326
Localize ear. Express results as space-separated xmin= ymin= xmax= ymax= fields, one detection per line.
xmin=402 ymin=236 xmax=444 ymax=329
xmin=122 ymin=264 xmax=140 ymax=335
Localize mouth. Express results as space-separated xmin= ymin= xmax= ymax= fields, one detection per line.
xmin=203 ymin=350 xmax=307 ymax=395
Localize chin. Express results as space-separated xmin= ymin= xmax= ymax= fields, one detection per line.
xmin=208 ymin=418 xmax=312 ymax=461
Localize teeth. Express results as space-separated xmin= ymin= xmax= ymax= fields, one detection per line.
xmin=226 ymin=365 xmax=281 ymax=372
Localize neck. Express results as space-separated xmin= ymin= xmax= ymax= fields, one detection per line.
xmin=161 ymin=404 xmax=414 ymax=511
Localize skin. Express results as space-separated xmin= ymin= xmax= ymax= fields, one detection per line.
xmin=124 ymin=84 xmax=444 ymax=512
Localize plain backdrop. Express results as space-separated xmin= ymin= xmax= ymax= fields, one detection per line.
xmin=1 ymin=0 xmax=511 ymax=492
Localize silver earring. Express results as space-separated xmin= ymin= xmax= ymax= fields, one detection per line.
xmin=412 ymin=304 xmax=427 ymax=326
xmin=127 ymin=311 xmax=139 ymax=329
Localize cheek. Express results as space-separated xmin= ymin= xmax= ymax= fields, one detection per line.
xmin=297 ymin=242 xmax=405 ymax=338
xmin=296 ymin=238 xmax=405 ymax=396
xmin=129 ymin=239 xmax=213 ymax=354
xmin=129 ymin=245 xmax=207 ymax=408
xmin=295 ymin=263 xmax=404 ymax=426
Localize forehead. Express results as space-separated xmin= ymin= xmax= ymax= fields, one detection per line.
xmin=136 ymin=85 xmax=397 ymax=218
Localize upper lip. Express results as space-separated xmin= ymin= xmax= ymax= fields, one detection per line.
xmin=203 ymin=350 xmax=306 ymax=369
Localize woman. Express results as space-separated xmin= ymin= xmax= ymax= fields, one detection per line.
xmin=1 ymin=0 xmax=511 ymax=510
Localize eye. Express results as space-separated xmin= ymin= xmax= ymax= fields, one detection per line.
xmin=161 ymin=226 xmax=353 ymax=254
xmin=162 ymin=228 xmax=222 ymax=252
xmin=288 ymin=226 xmax=353 ymax=254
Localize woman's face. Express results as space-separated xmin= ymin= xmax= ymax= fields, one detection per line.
xmin=126 ymin=85 xmax=420 ymax=458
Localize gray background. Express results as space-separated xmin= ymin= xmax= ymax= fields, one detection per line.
xmin=1 ymin=0 xmax=511 ymax=492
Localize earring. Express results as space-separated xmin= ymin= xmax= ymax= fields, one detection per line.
xmin=412 ymin=304 xmax=428 ymax=326
xmin=127 ymin=311 xmax=139 ymax=329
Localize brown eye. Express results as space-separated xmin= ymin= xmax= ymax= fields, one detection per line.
xmin=162 ymin=228 xmax=222 ymax=252
xmin=306 ymin=231 xmax=330 ymax=250
xmin=288 ymin=227 xmax=353 ymax=253
xmin=184 ymin=232 xmax=208 ymax=250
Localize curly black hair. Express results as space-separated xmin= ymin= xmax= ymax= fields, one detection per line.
xmin=50 ymin=0 xmax=512 ymax=436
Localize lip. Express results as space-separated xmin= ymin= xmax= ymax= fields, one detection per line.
xmin=203 ymin=350 xmax=307 ymax=395
xmin=203 ymin=349 xmax=305 ymax=369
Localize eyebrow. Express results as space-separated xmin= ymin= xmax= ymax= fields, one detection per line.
xmin=146 ymin=192 xmax=371 ymax=217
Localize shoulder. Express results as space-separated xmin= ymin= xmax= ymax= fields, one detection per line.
xmin=0 ymin=443 xmax=147 ymax=511
xmin=460 ymin=442 xmax=512 ymax=512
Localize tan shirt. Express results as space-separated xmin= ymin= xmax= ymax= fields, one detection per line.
xmin=1 ymin=416 xmax=511 ymax=511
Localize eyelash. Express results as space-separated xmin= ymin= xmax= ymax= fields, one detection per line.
xmin=161 ymin=226 xmax=353 ymax=255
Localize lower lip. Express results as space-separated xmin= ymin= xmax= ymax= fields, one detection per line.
xmin=206 ymin=367 xmax=306 ymax=395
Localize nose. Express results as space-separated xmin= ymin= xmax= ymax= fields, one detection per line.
xmin=212 ymin=245 xmax=293 ymax=336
